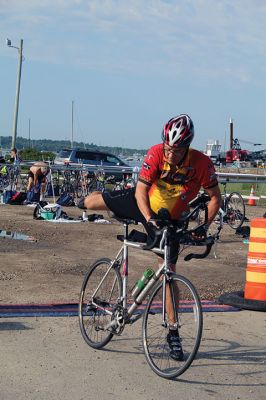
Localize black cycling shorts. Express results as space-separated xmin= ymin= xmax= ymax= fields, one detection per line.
xmin=102 ymin=188 xmax=179 ymax=264
xmin=28 ymin=171 xmax=46 ymax=183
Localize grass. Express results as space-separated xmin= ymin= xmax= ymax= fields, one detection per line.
xmin=219 ymin=182 xmax=266 ymax=196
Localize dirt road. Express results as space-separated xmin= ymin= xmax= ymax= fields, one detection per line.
xmin=0 ymin=201 xmax=265 ymax=304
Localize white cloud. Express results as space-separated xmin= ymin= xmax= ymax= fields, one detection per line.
xmin=1 ymin=0 xmax=266 ymax=83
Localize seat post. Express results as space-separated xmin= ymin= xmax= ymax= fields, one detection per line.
xmin=123 ymin=222 xmax=129 ymax=240
xmin=164 ymin=229 xmax=172 ymax=271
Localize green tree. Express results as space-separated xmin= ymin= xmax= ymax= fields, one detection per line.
xmin=20 ymin=148 xmax=55 ymax=162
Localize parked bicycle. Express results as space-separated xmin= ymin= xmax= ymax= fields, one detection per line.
xmin=79 ymin=195 xmax=214 ymax=379
xmin=60 ymin=169 xmax=84 ymax=198
xmin=86 ymin=169 xmax=113 ymax=193
xmin=190 ymin=182 xmax=246 ymax=240
xmin=0 ymin=164 xmax=21 ymax=192
xmin=112 ymin=174 xmax=136 ymax=191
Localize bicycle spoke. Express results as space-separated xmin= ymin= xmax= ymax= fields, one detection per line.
xmin=79 ymin=258 xmax=122 ymax=349
xmin=226 ymin=192 xmax=245 ymax=229
xmin=143 ymin=276 xmax=202 ymax=379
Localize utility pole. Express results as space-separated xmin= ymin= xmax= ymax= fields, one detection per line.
xmin=28 ymin=118 xmax=31 ymax=149
xmin=7 ymin=38 xmax=24 ymax=150
xmin=71 ymin=100 xmax=74 ymax=148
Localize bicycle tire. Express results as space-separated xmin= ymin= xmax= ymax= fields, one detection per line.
xmin=73 ymin=182 xmax=83 ymax=198
xmin=124 ymin=178 xmax=135 ymax=189
xmin=79 ymin=258 xmax=122 ymax=349
xmin=87 ymin=178 xmax=98 ymax=193
xmin=142 ymin=274 xmax=203 ymax=379
xmin=225 ymin=192 xmax=245 ymax=229
xmin=190 ymin=207 xmax=222 ymax=240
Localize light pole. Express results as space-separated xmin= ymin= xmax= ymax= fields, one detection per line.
xmin=71 ymin=100 xmax=74 ymax=148
xmin=6 ymin=38 xmax=24 ymax=150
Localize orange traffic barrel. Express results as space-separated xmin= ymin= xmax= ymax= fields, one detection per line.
xmin=244 ymin=218 xmax=266 ymax=301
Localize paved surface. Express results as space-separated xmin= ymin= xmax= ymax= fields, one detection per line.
xmin=0 ymin=309 xmax=265 ymax=400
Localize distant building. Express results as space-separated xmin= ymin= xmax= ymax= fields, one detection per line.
xmin=204 ymin=140 xmax=222 ymax=162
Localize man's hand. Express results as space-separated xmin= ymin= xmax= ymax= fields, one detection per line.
xmin=192 ymin=224 xmax=209 ymax=241
xmin=147 ymin=219 xmax=160 ymax=229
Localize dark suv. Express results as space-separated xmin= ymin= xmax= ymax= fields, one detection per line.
xmin=55 ymin=148 xmax=128 ymax=166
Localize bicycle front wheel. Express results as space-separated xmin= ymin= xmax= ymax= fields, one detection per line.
xmin=142 ymin=274 xmax=203 ymax=379
xmin=225 ymin=192 xmax=245 ymax=229
xmin=79 ymin=258 xmax=122 ymax=349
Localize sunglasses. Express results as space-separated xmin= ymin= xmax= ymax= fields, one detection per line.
xmin=163 ymin=146 xmax=186 ymax=156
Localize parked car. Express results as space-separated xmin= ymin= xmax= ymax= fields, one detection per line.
xmin=54 ymin=148 xmax=128 ymax=167
xmin=54 ymin=148 xmax=131 ymax=182
xmin=248 ymin=149 xmax=266 ymax=167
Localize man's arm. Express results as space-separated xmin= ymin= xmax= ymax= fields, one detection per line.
xmin=204 ymin=185 xmax=222 ymax=226
xmin=135 ymin=181 xmax=154 ymax=222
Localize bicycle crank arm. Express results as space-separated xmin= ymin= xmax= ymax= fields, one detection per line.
xmin=127 ymin=311 xmax=144 ymax=325
xmin=102 ymin=318 xmax=120 ymax=332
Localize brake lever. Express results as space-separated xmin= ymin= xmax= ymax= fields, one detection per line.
xmin=142 ymin=223 xmax=163 ymax=250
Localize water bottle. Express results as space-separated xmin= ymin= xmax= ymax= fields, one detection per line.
xmin=131 ymin=268 xmax=155 ymax=298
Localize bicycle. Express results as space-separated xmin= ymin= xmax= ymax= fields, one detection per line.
xmin=78 ymin=196 xmax=214 ymax=379
xmin=112 ymin=173 xmax=136 ymax=191
xmin=190 ymin=182 xmax=246 ymax=241
xmin=59 ymin=169 xmax=84 ymax=198
xmin=0 ymin=164 xmax=21 ymax=192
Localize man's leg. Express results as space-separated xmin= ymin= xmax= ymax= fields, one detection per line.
xmin=40 ymin=182 xmax=46 ymax=201
xmin=27 ymin=176 xmax=33 ymax=192
xmin=163 ymin=261 xmax=184 ymax=361
xmin=165 ymin=263 xmax=179 ymax=326
xmin=82 ymin=191 xmax=109 ymax=211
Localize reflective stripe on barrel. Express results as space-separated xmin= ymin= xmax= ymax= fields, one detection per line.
xmin=244 ymin=218 xmax=266 ymax=301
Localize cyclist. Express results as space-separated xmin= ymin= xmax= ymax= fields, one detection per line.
xmin=79 ymin=114 xmax=221 ymax=361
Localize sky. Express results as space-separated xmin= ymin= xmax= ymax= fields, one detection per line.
xmin=1 ymin=0 xmax=266 ymax=151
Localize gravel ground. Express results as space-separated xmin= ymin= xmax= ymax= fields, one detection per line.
xmin=0 ymin=200 xmax=265 ymax=304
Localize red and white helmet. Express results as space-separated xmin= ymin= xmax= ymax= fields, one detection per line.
xmin=162 ymin=114 xmax=194 ymax=148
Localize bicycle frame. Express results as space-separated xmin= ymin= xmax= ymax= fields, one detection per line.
xmin=89 ymin=223 xmax=172 ymax=333
xmin=93 ymin=216 xmax=208 ymax=336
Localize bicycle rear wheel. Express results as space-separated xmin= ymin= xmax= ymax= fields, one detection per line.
xmin=192 ymin=207 xmax=222 ymax=240
xmin=225 ymin=192 xmax=245 ymax=229
xmin=142 ymin=274 xmax=203 ymax=379
xmin=79 ymin=258 xmax=122 ymax=349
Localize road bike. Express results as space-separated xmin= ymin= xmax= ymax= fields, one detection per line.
xmin=190 ymin=182 xmax=246 ymax=240
xmin=78 ymin=196 xmax=214 ymax=379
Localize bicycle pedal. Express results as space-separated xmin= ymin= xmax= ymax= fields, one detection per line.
xmin=95 ymin=325 xmax=105 ymax=332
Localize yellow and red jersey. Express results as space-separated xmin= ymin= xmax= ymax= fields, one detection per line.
xmin=138 ymin=143 xmax=218 ymax=220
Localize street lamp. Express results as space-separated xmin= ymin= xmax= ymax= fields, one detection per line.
xmin=6 ymin=38 xmax=24 ymax=150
